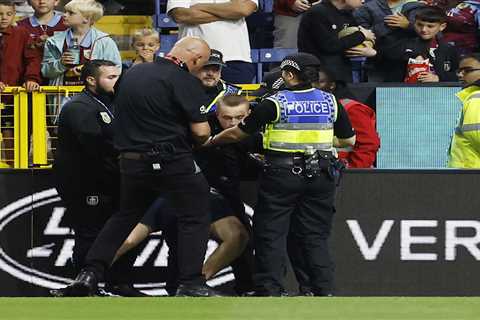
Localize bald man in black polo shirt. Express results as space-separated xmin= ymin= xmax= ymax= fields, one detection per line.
xmin=63 ymin=37 xmax=223 ymax=297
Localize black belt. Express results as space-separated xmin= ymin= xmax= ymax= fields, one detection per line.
xmin=265 ymin=156 xmax=305 ymax=166
xmin=119 ymin=152 xmax=149 ymax=160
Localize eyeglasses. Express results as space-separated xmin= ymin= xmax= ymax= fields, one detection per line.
xmin=456 ymin=68 xmax=480 ymax=75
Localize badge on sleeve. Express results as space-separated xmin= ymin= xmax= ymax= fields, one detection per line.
xmin=100 ymin=112 xmax=112 ymax=124
xmin=86 ymin=196 xmax=99 ymax=206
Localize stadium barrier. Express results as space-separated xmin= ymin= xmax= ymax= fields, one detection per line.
xmin=0 ymin=169 xmax=479 ymax=296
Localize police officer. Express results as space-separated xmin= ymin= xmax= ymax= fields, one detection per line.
xmin=63 ymin=37 xmax=222 ymax=297
xmin=52 ymin=59 xmax=144 ymax=297
xmin=195 ymin=49 xmax=242 ymax=113
xmin=205 ymin=53 xmax=356 ymax=296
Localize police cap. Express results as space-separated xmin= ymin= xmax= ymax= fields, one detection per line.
xmin=280 ymin=52 xmax=321 ymax=73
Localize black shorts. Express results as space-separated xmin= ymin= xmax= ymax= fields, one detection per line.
xmin=141 ymin=188 xmax=235 ymax=232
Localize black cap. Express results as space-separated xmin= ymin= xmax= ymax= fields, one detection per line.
xmin=205 ymin=49 xmax=226 ymax=67
xmin=280 ymin=52 xmax=321 ymax=72
xmin=251 ymin=69 xmax=285 ymax=97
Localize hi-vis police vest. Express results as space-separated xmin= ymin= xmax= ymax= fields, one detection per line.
xmin=205 ymin=81 xmax=242 ymax=113
xmin=263 ymin=88 xmax=338 ymax=153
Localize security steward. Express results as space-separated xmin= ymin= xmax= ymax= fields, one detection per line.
xmin=62 ymin=37 xmax=222 ymax=297
xmin=197 ymin=49 xmax=242 ymax=113
xmin=204 ymin=53 xmax=356 ymax=296
xmin=52 ymin=60 xmax=144 ymax=297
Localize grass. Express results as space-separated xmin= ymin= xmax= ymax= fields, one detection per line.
xmin=0 ymin=297 xmax=479 ymax=320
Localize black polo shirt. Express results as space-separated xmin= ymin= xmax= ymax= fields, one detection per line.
xmin=114 ymin=58 xmax=209 ymax=154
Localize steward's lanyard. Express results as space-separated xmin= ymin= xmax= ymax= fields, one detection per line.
xmin=84 ymin=91 xmax=115 ymax=120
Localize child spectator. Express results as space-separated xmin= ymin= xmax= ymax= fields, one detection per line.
xmin=17 ymin=0 xmax=67 ymax=84
xmin=0 ymin=0 xmax=41 ymax=165
xmin=297 ymin=0 xmax=377 ymax=82
xmin=123 ymin=28 xmax=160 ymax=70
xmin=378 ymin=6 xmax=459 ymax=82
xmin=41 ymin=0 xmax=121 ymax=87
xmin=312 ymin=66 xmax=381 ymax=168
xmin=0 ymin=0 xmax=41 ymax=91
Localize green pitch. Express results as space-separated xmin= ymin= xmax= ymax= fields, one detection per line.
xmin=0 ymin=297 xmax=479 ymax=320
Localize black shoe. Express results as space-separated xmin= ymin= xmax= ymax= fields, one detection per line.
xmin=175 ymin=284 xmax=226 ymax=297
xmin=65 ymin=270 xmax=98 ymax=297
xmin=104 ymin=284 xmax=149 ymax=297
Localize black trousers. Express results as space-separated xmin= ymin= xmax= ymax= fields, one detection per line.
xmin=163 ymin=203 xmax=255 ymax=296
xmin=253 ymin=164 xmax=335 ymax=295
xmin=84 ymin=155 xmax=210 ymax=286
xmin=66 ymin=195 xmax=137 ymax=285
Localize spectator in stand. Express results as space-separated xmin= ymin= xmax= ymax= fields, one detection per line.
xmin=0 ymin=0 xmax=41 ymax=165
xmin=313 ymin=66 xmax=380 ymax=168
xmin=378 ymin=6 xmax=459 ymax=82
xmin=122 ymin=28 xmax=160 ymax=70
xmin=354 ymin=0 xmax=426 ymax=41
xmin=17 ymin=0 xmax=67 ymax=84
xmin=297 ymin=0 xmax=377 ymax=83
xmin=448 ymin=53 xmax=480 ymax=168
xmin=41 ymin=0 xmax=121 ymax=88
xmin=274 ymin=0 xmax=316 ymax=48
xmin=166 ymin=0 xmax=258 ymax=84
xmin=443 ymin=0 xmax=480 ymax=55
xmin=353 ymin=0 xmax=426 ymax=81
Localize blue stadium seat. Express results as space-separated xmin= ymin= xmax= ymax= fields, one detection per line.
xmin=259 ymin=48 xmax=298 ymax=63
xmin=255 ymin=48 xmax=297 ymax=82
xmin=159 ymin=34 xmax=178 ymax=55
xmin=155 ymin=13 xmax=177 ymax=29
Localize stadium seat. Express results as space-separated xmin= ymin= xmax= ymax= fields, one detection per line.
xmin=158 ymin=34 xmax=178 ymax=56
xmin=155 ymin=13 xmax=177 ymax=28
xmin=255 ymin=48 xmax=297 ymax=82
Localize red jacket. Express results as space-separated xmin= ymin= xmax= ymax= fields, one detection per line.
xmin=274 ymin=0 xmax=299 ymax=16
xmin=17 ymin=15 xmax=67 ymax=84
xmin=338 ymin=98 xmax=380 ymax=168
xmin=0 ymin=25 xmax=41 ymax=85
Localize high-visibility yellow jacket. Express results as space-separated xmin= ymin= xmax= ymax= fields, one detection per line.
xmin=448 ymin=85 xmax=480 ymax=168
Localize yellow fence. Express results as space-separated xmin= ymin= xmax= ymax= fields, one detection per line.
xmin=1 ymin=84 xmax=261 ymax=169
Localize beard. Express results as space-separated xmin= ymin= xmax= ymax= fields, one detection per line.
xmin=96 ymin=84 xmax=115 ymax=98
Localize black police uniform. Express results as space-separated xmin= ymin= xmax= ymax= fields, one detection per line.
xmin=238 ymin=83 xmax=355 ymax=296
xmin=78 ymin=58 xmax=212 ymax=292
xmin=54 ymin=89 xmax=136 ymax=286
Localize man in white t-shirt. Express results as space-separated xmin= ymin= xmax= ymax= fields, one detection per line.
xmin=167 ymin=0 xmax=258 ymax=84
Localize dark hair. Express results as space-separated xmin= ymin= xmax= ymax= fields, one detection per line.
xmin=415 ymin=6 xmax=447 ymax=23
xmin=0 ymin=0 xmax=15 ymax=7
xmin=317 ymin=65 xmax=336 ymax=84
xmin=460 ymin=53 xmax=480 ymax=63
xmin=217 ymin=95 xmax=249 ymax=109
xmin=283 ymin=65 xmax=319 ymax=84
xmin=80 ymin=59 xmax=117 ymax=83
